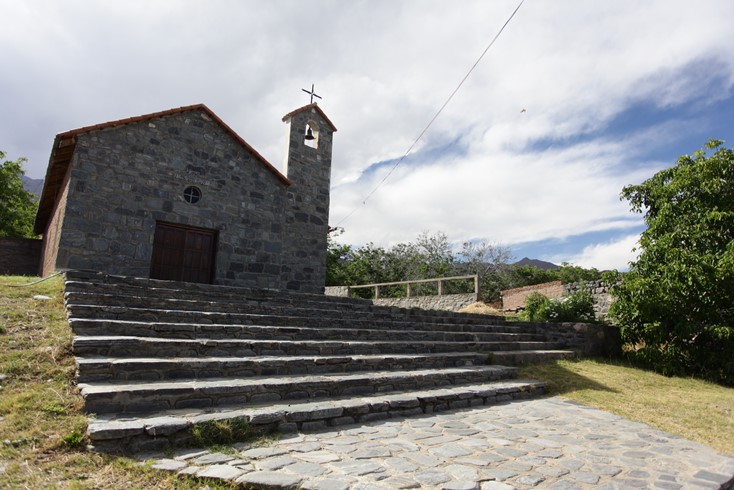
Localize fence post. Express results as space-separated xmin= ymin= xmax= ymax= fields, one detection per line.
xmin=374 ymin=286 xmax=380 ymax=299
xmin=347 ymin=286 xmax=352 ymax=298
xmin=407 ymin=283 xmax=412 ymax=298
xmin=474 ymin=275 xmax=479 ymax=295
xmin=438 ymin=280 xmax=444 ymax=296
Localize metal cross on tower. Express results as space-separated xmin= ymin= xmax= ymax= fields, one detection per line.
xmin=301 ymin=84 xmax=322 ymax=104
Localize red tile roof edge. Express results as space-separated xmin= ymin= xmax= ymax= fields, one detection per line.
xmin=56 ymin=104 xmax=291 ymax=186
xmin=282 ymin=103 xmax=338 ymax=132
xmin=34 ymin=104 xmax=296 ymax=235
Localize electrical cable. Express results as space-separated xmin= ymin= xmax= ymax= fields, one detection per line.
xmin=334 ymin=0 xmax=525 ymax=228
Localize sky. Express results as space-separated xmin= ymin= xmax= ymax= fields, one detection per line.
xmin=2 ymin=0 xmax=733 ymax=271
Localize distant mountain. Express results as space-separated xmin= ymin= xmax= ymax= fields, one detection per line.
xmin=513 ymin=257 xmax=559 ymax=270
xmin=21 ymin=176 xmax=44 ymax=198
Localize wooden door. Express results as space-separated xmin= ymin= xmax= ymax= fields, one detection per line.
xmin=150 ymin=222 xmax=217 ymax=284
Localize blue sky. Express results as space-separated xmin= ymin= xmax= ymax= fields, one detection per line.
xmin=2 ymin=0 xmax=733 ymax=271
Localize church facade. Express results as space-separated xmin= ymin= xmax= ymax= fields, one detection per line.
xmin=34 ymin=103 xmax=336 ymax=293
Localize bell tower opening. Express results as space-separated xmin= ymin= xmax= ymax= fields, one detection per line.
xmin=304 ymin=121 xmax=319 ymax=149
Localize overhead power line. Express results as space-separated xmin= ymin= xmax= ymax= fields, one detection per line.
xmin=335 ymin=0 xmax=525 ymax=228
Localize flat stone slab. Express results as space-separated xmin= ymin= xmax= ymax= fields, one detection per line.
xmin=85 ymin=379 xmax=545 ymax=449
xmin=142 ymin=396 xmax=734 ymax=489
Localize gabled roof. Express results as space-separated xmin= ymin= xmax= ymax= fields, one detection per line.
xmin=282 ymin=103 xmax=338 ymax=132
xmin=34 ymin=104 xmax=291 ymax=235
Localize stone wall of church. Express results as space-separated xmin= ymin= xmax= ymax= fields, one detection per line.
xmin=53 ymin=109 xmax=321 ymax=291
xmin=282 ymin=107 xmax=335 ymax=293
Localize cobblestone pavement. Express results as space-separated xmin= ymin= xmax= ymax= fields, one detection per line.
xmin=145 ymin=397 xmax=734 ymax=489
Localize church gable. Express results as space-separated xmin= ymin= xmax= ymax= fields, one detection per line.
xmin=69 ymin=109 xmax=288 ymax=206
xmin=37 ymin=103 xmax=335 ymax=293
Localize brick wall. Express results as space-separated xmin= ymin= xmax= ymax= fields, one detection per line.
xmin=39 ymin=161 xmax=72 ymax=277
xmin=0 ymin=237 xmax=43 ymax=276
xmin=500 ymin=281 xmax=564 ymax=311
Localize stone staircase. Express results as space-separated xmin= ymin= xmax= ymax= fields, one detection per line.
xmin=64 ymin=270 xmax=580 ymax=452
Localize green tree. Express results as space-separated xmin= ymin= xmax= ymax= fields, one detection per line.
xmin=610 ymin=140 xmax=734 ymax=385
xmin=0 ymin=150 xmax=38 ymax=238
xmin=326 ymin=231 xmax=469 ymax=298
xmin=551 ymin=262 xmax=601 ymax=283
xmin=457 ymin=239 xmax=513 ymax=301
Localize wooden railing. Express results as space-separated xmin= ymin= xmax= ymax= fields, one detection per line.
xmin=346 ymin=275 xmax=479 ymax=299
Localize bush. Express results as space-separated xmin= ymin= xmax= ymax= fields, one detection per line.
xmin=520 ymin=291 xmax=597 ymax=323
xmin=521 ymin=292 xmax=552 ymax=322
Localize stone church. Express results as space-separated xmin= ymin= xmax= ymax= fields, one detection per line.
xmin=33 ymin=103 xmax=336 ymax=293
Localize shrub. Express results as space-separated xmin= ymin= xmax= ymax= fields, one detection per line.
xmin=520 ymin=291 xmax=597 ymax=323
xmin=521 ymin=292 xmax=552 ymax=322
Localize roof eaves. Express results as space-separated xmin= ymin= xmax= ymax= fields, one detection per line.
xmin=34 ymin=104 xmax=292 ymax=234
xmin=282 ymin=103 xmax=338 ymax=132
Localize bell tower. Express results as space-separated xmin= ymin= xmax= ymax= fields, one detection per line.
xmin=281 ymin=103 xmax=337 ymax=292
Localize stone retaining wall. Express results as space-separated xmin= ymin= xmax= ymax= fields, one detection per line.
xmin=324 ymin=286 xmax=350 ymax=297
xmin=0 ymin=237 xmax=42 ymax=276
xmin=324 ymin=287 xmax=478 ymax=312
xmin=372 ymin=293 xmax=478 ymax=312
xmin=564 ymin=280 xmax=618 ymax=322
xmin=513 ymin=320 xmax=622 ymax=358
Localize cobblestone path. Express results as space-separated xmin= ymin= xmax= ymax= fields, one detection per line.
xmin=147 ymin=397 xmax=734 ymax=489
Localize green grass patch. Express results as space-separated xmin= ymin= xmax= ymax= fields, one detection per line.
xmin=519 ymin=358 xmax=734 ymax=455
xmin=191 ymin=417 xmax=264 ymax=449
xmin=0 ymin=274 xmax=266 ymax=489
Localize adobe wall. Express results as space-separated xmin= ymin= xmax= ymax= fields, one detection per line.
xmin=500 ymin=281 xmax=564 ymax=311
xmin=0 ymin=238 xmax=43 ymax=276
xmin=501 ymin=279 xmax=618 ymax=321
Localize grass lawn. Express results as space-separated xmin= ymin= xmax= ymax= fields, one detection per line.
xmin=0 ymin=275 xmax=236 ymax=489
xmin=1 ymin=274 xmax=732 ymax=488
xmin=519 ymin=358 xmax=734 ymax=455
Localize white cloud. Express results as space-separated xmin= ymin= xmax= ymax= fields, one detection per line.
xmin=2 ymin=0 xmax=733 ymax=263
xmin=563 ymin=234 xmax=641 ymax=271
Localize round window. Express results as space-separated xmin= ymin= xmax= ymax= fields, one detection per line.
xmin=183 ymin=186 xmax=202 ymax=204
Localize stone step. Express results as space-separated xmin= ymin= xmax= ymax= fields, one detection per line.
xmin=76 ymin=352 xmax=492 ymax=382
xmin=490 ymin=349 xmax=578 ymax=365
xmin=63 ymin=274 xmax=503 ymax=325
xmin=65 ymin=272 xmax=485 ymax=317
xmin=68 ymin=318 xmax=545 ymax=343
xmin=72 ymin=336 xmax=563 ymax=359
xmin=65 ymin=304 xmax=536 ymax=334
xmin=86 ymin=379 xmax=547 ymax=453
xmin=63 ymin=271 xmax=373 ymax=309
xmin=65 ymin=290 xmax=505 ymax=326
xmin=65 ymin=287 xmax=374 ymax=314
xmin=79 ymin=365 xmax=519 ymax=415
